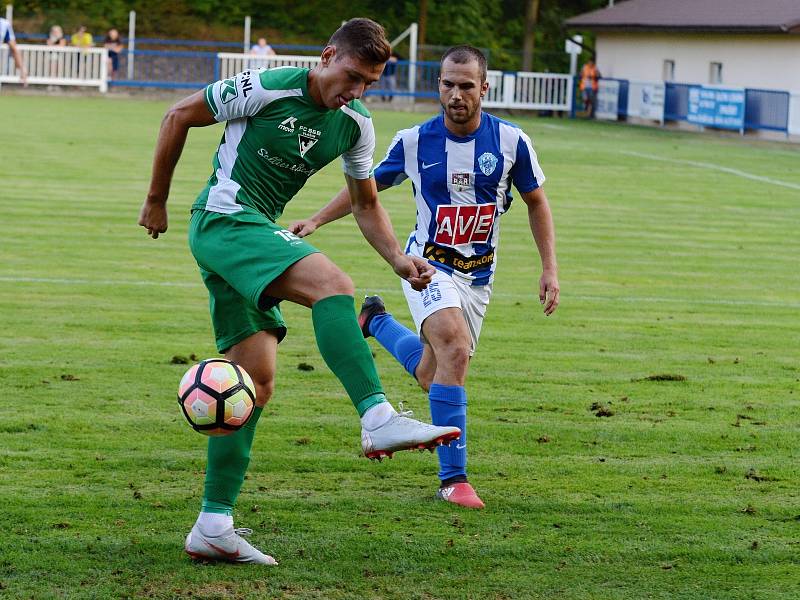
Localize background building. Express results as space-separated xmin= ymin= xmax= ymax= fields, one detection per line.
xmin=567 ymin=0 xmax=800 ymax=92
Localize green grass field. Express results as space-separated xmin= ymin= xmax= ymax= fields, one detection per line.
xmin=1 ymin=94 xmax=799 ymax=599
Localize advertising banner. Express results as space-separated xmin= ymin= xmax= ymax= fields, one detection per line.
xmin=688 ymin=86 xmax=745 ymax=131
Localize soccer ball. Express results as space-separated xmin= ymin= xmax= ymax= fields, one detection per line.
xmin=178 ymin=359 xmax=256 ymax=436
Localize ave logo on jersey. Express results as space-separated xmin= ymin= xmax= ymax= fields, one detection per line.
xmin=278 ymin=116 xmax=297 ymax=132
xmin=434 ymin=204 xmax=495 ymax=245
xmin=220 ymin=78 xmax=238 ymax=104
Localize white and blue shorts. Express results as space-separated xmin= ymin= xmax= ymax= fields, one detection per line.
xmin=400 ymin=268 xmax=492 ymax=356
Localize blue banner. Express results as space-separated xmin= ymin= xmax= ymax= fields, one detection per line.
xmin=688 ymin=86 xmax=745 ymax=130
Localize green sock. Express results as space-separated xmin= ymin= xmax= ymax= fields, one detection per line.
xmin=311 ymin=294 xmax=386 ymax=416
xmin=201 ymin=405 xmax=264 ymax=515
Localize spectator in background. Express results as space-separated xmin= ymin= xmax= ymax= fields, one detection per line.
xmin=70 ymin=25 xmax=93 ymax=50
xmin=579 ymin=57 xmax=600 ymax=117
xmin=250 ymin=36 xmax=276 ymax=57
xmin=47 ymin=25 xmax=67 ymax=47
xmin=0 ymin=17 xmax=28 ymax=86
xmin=46 ymin=24 xmax=67 ymax=85
xmin=104 ymin=28 xmax=124 ymax=79
xmin=381 ymin=51 xmax=399 ymax=102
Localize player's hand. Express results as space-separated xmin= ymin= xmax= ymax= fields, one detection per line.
xmin=288 ymin=218 xmax=317 ymax=238
xmin=394 ymin=255 xmax=435 ymax=291
xmin=539 ymin=270 xmax=560 ymax=316
xmin=138 ymin=199 xmax=168 ymax=239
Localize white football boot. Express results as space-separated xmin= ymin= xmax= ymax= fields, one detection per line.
xmin=361 ymin=405 xmax=461 ymax=460
xmin=185 ymin=524 xmax=277 ymax=565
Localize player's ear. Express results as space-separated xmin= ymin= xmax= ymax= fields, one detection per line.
xmin=480 ymin=80 xmax=489 ymax=97
xmin=321 ymin=45 xmax=336 ymax=66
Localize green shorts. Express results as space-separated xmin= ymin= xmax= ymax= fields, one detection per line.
xmin=188 ymin=208 xmax=320 ymax=353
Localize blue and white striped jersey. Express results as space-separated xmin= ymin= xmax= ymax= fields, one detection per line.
xmin=0 ymin=18 xmax=16 ymax=44
xmin=374 ymin=111 xmax=545 ymax=286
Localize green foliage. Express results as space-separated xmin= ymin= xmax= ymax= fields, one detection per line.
xmin=13 ymin=0 xmax=609 ymax=70
xmin=1 ymin=94 xmax=799 ymax=598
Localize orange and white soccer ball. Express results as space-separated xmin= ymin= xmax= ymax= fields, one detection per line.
xmin=177 ymin=359 xmax=256 ymax=436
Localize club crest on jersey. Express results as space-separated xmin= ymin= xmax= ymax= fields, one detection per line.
xmin=478 ymin=152 xmax=498 ymax=176
xmin=298 ymin=135 xmax=317 ymax=157
xmin=297 ymin=125 xmax=321 ymax=158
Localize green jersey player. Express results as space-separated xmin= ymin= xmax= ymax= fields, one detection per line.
xmin=138 ymin=18 xmax=460 ymax=566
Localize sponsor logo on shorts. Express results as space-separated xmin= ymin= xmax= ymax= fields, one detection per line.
xmin=274 ymin=229 xmax=303 ymax=245
xmin=434 ymin=204 xmax=495 ymax=245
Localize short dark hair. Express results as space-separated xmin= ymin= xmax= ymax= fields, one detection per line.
xmin=440 ymin=45 xmax=487 ymax=83
xmin=328 ymin=18 xmax=391 ymax=65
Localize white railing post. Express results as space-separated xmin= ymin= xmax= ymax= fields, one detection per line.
xmin=99 ymin=48 xmax=108 ymax=92
xmin=409 ymin=23 xmax=418 ymax=99
xmin=243 ymin=16 xmax=251 ymax=54
xmin=788 ymin=92 xmax=800 ymax=136
xmin=127 ymin=11 xmax=136 ymax=80
xmin=5 ymin=4 xmax=11 ymax=22
xmin=502 ymin=73 xmax=516 ymax=107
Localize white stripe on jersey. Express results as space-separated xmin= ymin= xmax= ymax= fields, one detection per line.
xmin=401 ymin=127 xmax=430 ymax=249
xmin=339 ymin=105 xmax=375 ymax=180
xmin=207 ymin=119 xmax=247 ymax=213
xmin=496 ymin=123 xmax=518 ymax=215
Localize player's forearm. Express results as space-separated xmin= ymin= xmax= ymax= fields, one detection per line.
xmin=527 ymin=197 xmax=558 ymax=273
xmin=146 ymin=111 xmax=191 ymax=203
xmin=351 ymin=201 xmax=405 ymax=266
xmin=311 ymin=186 xmax=354 ymax=228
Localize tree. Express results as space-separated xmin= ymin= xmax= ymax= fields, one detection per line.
xmin=521 ymin=0 xmax=540 ymax=72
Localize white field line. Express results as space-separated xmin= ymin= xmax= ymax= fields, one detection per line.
xmin=620 ymin=150 xmax=800 ymax=191
xmin=1 ymin=276 xmax=798 ymax=309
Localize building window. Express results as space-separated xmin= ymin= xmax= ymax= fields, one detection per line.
xmin=709 ymin=62 xmax=723 ymax=84
xmin=662 ymin=59 xmax=675 ymax=81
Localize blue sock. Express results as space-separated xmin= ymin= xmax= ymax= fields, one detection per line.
xmin=370 ymin=313 xmax=423 ymax=378
xmin=429 ymin=383 xmax=467 ymax=481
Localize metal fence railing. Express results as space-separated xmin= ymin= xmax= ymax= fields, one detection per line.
xmin=744 ymin=88 xmax=790 ymax=132
xmin=601 ymin=78 xmax=794 ymax=135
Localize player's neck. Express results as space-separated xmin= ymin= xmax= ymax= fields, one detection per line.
xmin=306 ymin=68 xmax=325 ymax=108
xmin=444 ymin=110 xmax=483 ymax=138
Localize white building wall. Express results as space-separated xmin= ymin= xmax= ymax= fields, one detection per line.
xmin=596 ymin=33 xmax=800 ymax=92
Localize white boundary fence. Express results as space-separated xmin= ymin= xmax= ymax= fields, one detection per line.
xmin=0 ymin=44 xmax=108 ymax=91
xmin=482 ymin=70 xmax=572 ymax=111
xmin=217 ymin=53 xmax=320 ymax=80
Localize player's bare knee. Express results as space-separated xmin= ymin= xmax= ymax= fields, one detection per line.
xmin=442 ymin=344 xmax=471 ymax=375
xmin=317 ymin=268 xmax=354 ymax=298
xmin=253 ymin=377 xmax=274 ymax=407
